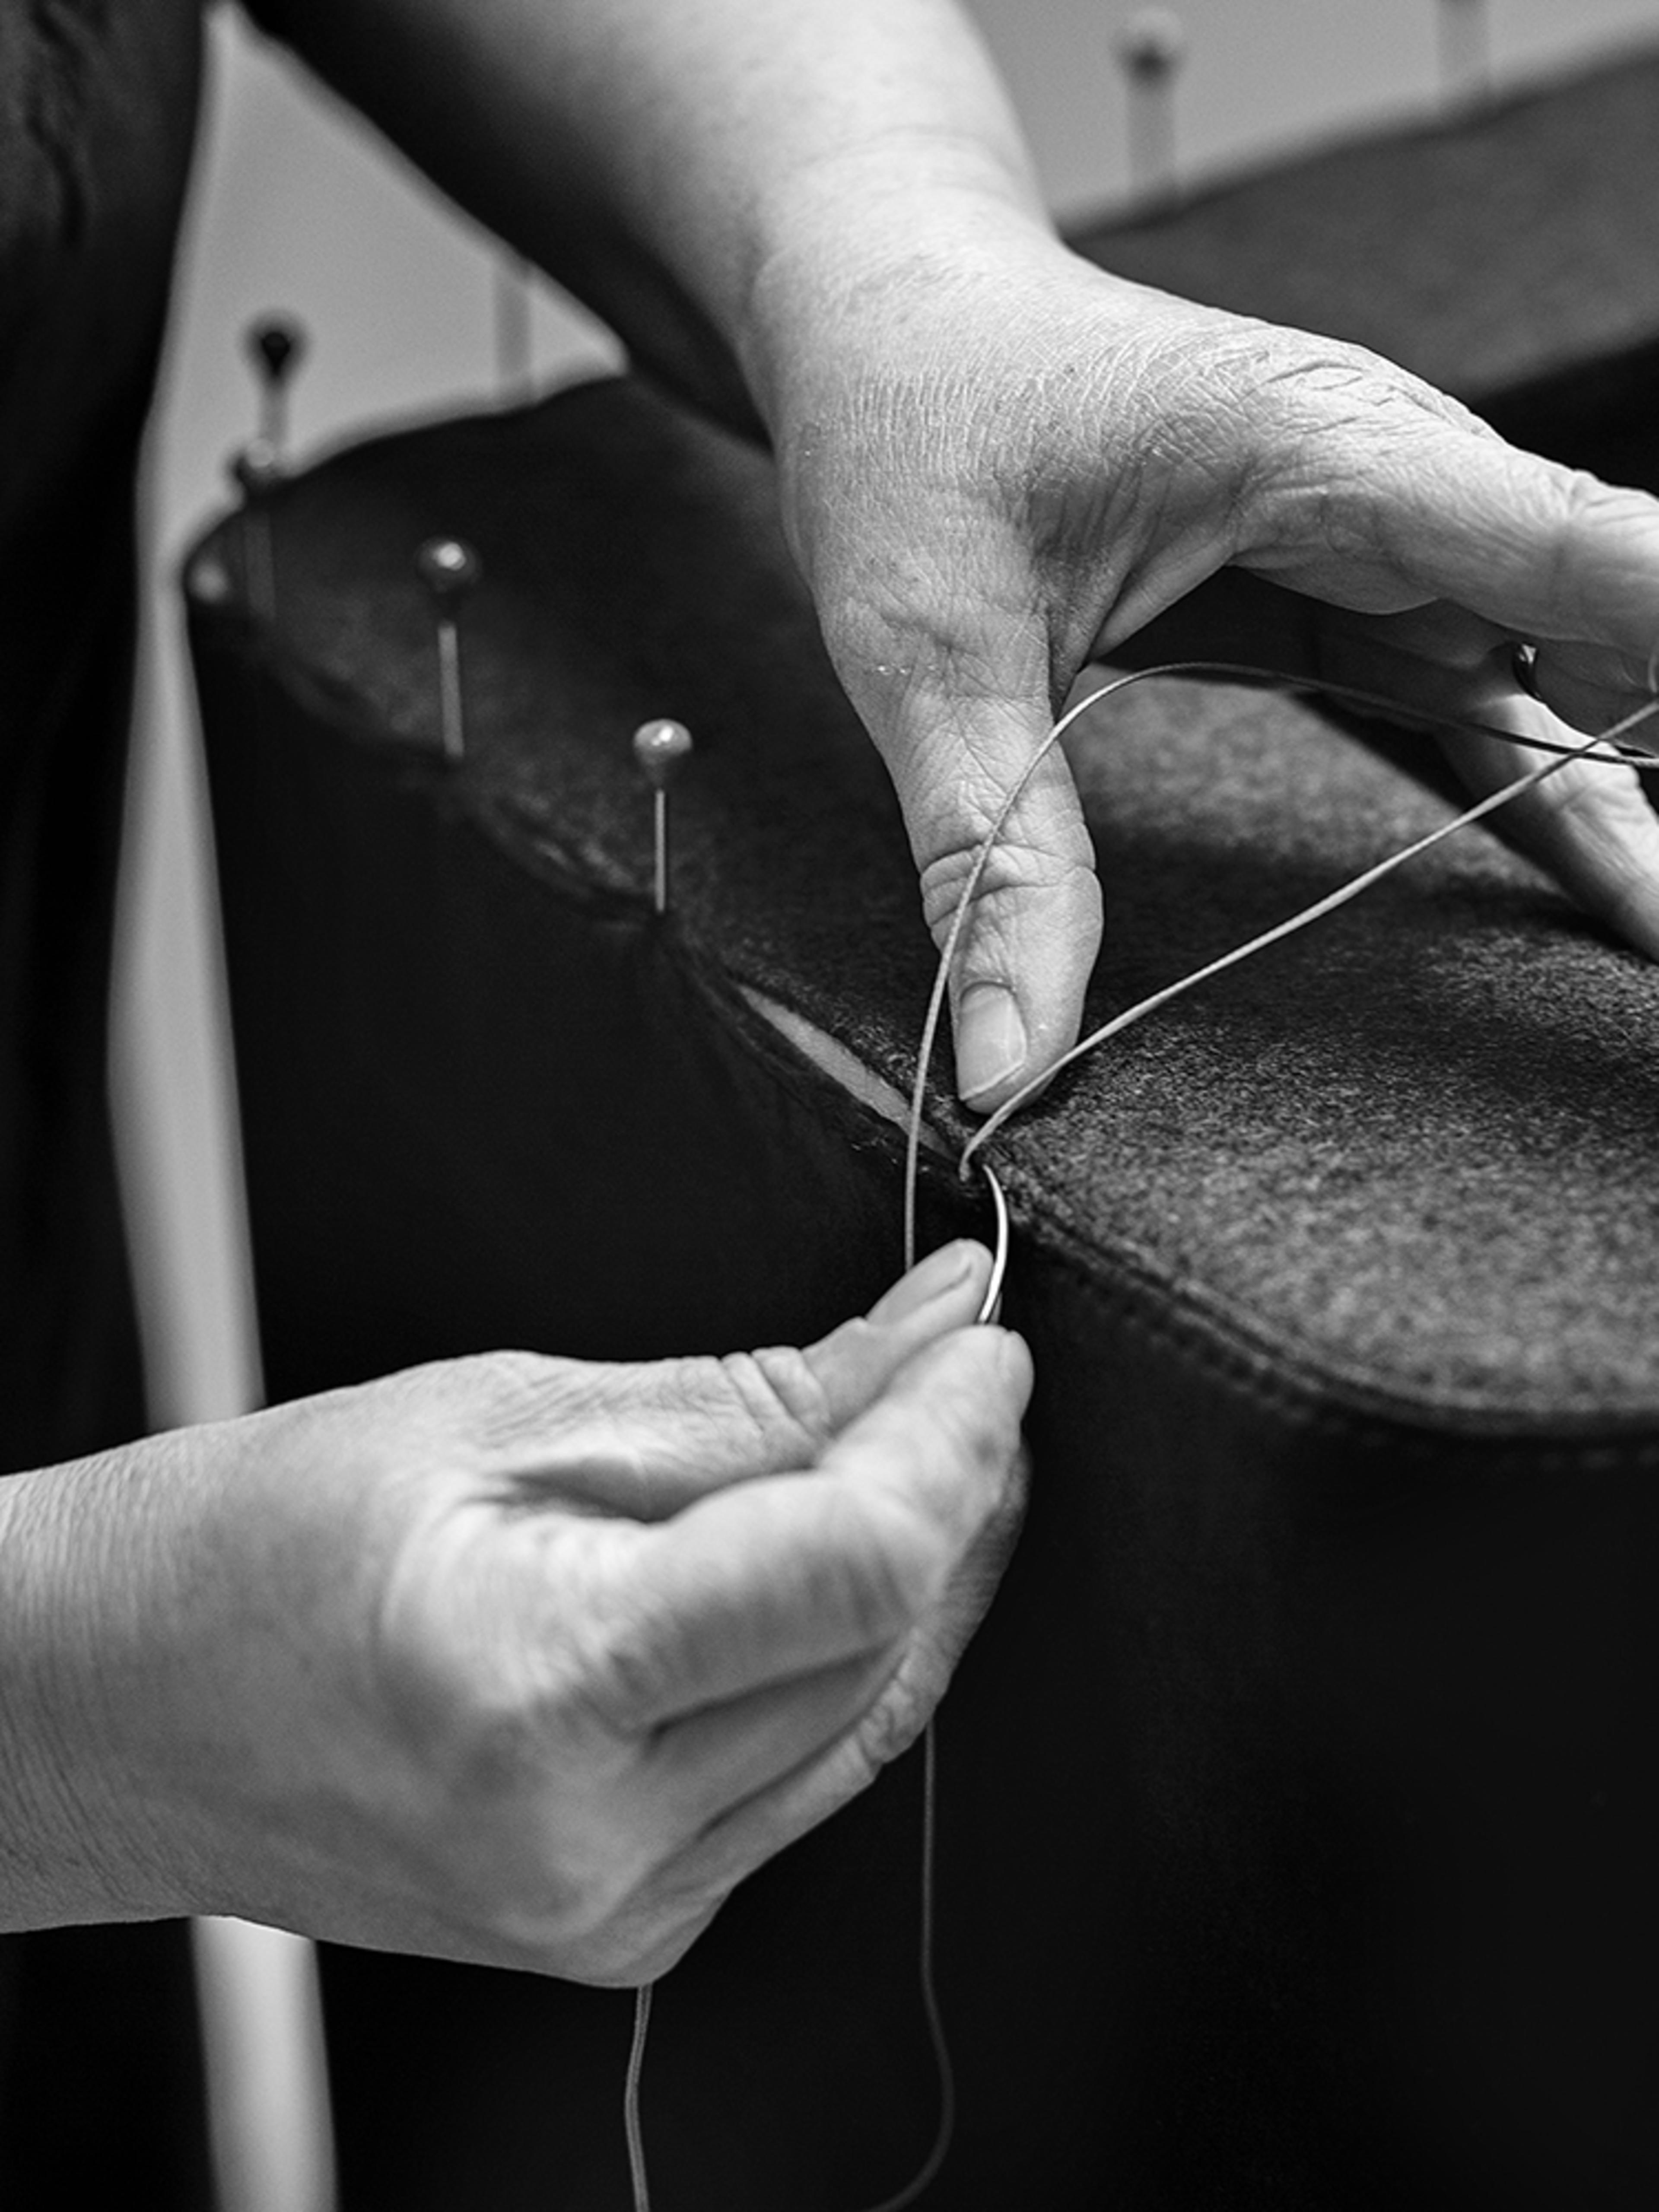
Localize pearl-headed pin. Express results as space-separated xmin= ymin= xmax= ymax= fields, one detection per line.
xmin=1114 ymin=8 xmax=1186 ymax=200
xmin=415 ymin=537 xmax=482 ymax=763
xmin=228 ymin=439 xmax=283 ymax=620
xmin=632 ymin=719 xmax=694 ymax=916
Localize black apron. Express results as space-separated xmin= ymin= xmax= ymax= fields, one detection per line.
xmin=0 ymin=5 xmax=210 ymax=2199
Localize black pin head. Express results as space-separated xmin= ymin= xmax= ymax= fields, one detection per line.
xmin=247 ymin=315 xmax=308 ymax=388
xmin=229 ymin=439 xmax=283 ymax=499
xmin=632 ymin=718 xmax=694 ymax=788
xmin=415 ymin=536 xmax=482 ymax=607
xmin=1115 ymin=6 xmax=1187 ymax=79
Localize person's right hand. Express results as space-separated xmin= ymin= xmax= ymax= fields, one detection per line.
xmin=0 ymin=1242 xmax=1026 ymax=1985
xmin=749 ymin=225 xmax=1659 ymax=1110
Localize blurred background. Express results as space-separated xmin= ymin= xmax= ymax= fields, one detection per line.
xmin=119 ymin=7 xmax=1659 ymax=2207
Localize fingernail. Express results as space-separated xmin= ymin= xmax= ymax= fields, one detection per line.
xmin=869 ymin=1240 xmax=977 ymax=1325
xmin=957 ymin=984 xmax=1028 ymax=1105
xmin=997 ymin=1329 xmax=1034 ymax=1397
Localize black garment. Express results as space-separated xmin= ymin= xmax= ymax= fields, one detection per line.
xmin=1 ymin=4 xmax=210 ymax=2199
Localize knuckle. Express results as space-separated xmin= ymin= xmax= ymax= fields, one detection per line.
xmin=556 ymin=1893 xmax=727 ymax=1990
xmin=715 ymin=1345 xmax=836 ymax=1462
xmin=414 ymin=1346 xmax=584 ymax=1445
xmin=825 ymin=591 xmax=1043 ymax=736
xmin=365 ymin=1560 xmax=670 ymax=1964
xmin=916 ymin=827 xmax=1093 ymax=949
xmin=381 ymin=1628 xmax=548 ymax=1799
xmin=1553 ymin=467 xmax=1634 ymax=535
xmin=1541 ymin=469 xmax=1659 ymax=624
xmin=1236 ymin=344 xmax=1456 ymax=554
xmin=535 ymin=1552 xmax=674 ymax=1738
xmin=414 ymin=1748 xmax=653 ymax=1958
xmin=378 ymin=1572 xmax=628 ymax=1797
xmin=1524 ymin=758 xmax=1655 ymax=862
xmin=573 ymin=1609 xmax=673 ymax=1735
xmin=466 ymin=1841 xmax=642 ymax=1968
xmin=1529 ymin=759 xmax=1611 ymax=827
xmin=840 ymin=1481 xmax=952 ymax=1626
xmin=858 ymin=1678 xmax=930 ymax=1773
xmin=417 ymin=1347 xmax=553 ymax=1405
xmin=468 ymin=1346 xmax=582 ymax=1416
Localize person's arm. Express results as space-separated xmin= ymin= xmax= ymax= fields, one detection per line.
xmin=242 ymin=0 xmax=1046 ymax=435
xmin=1 ymin=1246 xmax=1027 ymax=1981
xmin=246 ymin=0 xmax=1659 ymax=1109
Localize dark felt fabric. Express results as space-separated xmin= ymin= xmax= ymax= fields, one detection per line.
xmin=190 ymin=45 xmax=1659 ymax=2212
xmin=198 ymin=377 xmax=1659 ymax=1428
xmin=1070 ymin=46 xmax=1659 ymax=403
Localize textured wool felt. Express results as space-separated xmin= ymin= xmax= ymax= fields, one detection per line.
xmin=188 ymin=52 xmax=1659 ymax=2212
xmin=1070 ymin=44 xmax=1659 ymax=404
xmin=195 ymin=383 xmax=1659 ymax=1428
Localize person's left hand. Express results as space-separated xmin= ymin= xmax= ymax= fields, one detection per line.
xmin=748 ymin=217 xmax=1659 ymax=1109
xmin=18 ymin=1241 xmax=1026 ymax=1986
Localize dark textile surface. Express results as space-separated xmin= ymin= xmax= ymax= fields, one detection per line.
xmin=1070 ymin=46 xmax=1659 ymax=402
xmin=0 ymin=4 xmax=211 ymax=2200
xmin=191 ymin=121 xmax=1659 ymax=2206
xmin=198 ymin=374 xmax=1659 ymax=1425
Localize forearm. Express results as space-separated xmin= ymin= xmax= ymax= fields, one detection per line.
xmin=0 ymin=1444 xmax=191 ymax=1929
xmin=244 ymin=0 xmax=1061 ymax=429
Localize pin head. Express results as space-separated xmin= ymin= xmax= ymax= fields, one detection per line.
xmin=229 ymin=439 xmax=283 ymax=498
xmin=632 ymin=718 xmax=694 ymax=788
xmin=189 ymin=553 xmax=234 ymax=606
xmin=1115 ymin=6 xmax=1187 ymax=78
xmin=247 ymin=315 xmax=308 ymax=387
xmin=415 ymin=537 xmax=481 ymax=606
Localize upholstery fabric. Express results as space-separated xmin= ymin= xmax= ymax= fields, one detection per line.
xmin=190 ymin=50 xmax=1659 ymax=2212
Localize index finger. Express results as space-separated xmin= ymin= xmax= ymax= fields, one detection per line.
xmin=476 ymin=1240 xmax=999 ymax=1522
xmin=583 ymin=1326 xmax=1031 ymax=1732
xmin=1360 ymin=427 xmax=1659 ymax=672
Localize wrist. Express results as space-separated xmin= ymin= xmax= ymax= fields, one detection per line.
xmin=735 ymin=156 xmax=1059 ymax=433
xmin=0 ymin=1445 xmax=198 ymax=1929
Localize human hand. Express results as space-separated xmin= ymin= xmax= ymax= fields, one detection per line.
xmin=750 ymin=219 xmax=1659 ymax=1107
xmin=1 ymin=1243 xmax=1026 ymax=1984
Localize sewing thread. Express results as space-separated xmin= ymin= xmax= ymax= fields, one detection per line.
xmin=625 ymin=1982 xmax=653 ymax=2212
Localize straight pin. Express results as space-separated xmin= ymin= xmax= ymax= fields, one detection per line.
xmin=244 ymin=315 xmax=308 ymax=467
xmin=1115 ymin=8 xmax=1186 ymax=201
xmin=416 ymin=537 xmax=481 ymax=762
xmin=632 ymin=720 xmax=694 ymax=915
xmin=229 ymin=441 xmax=282 ymax=621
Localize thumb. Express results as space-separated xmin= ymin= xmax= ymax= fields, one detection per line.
xmin=855 ymin=646 xmax=1103 ymax=1112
